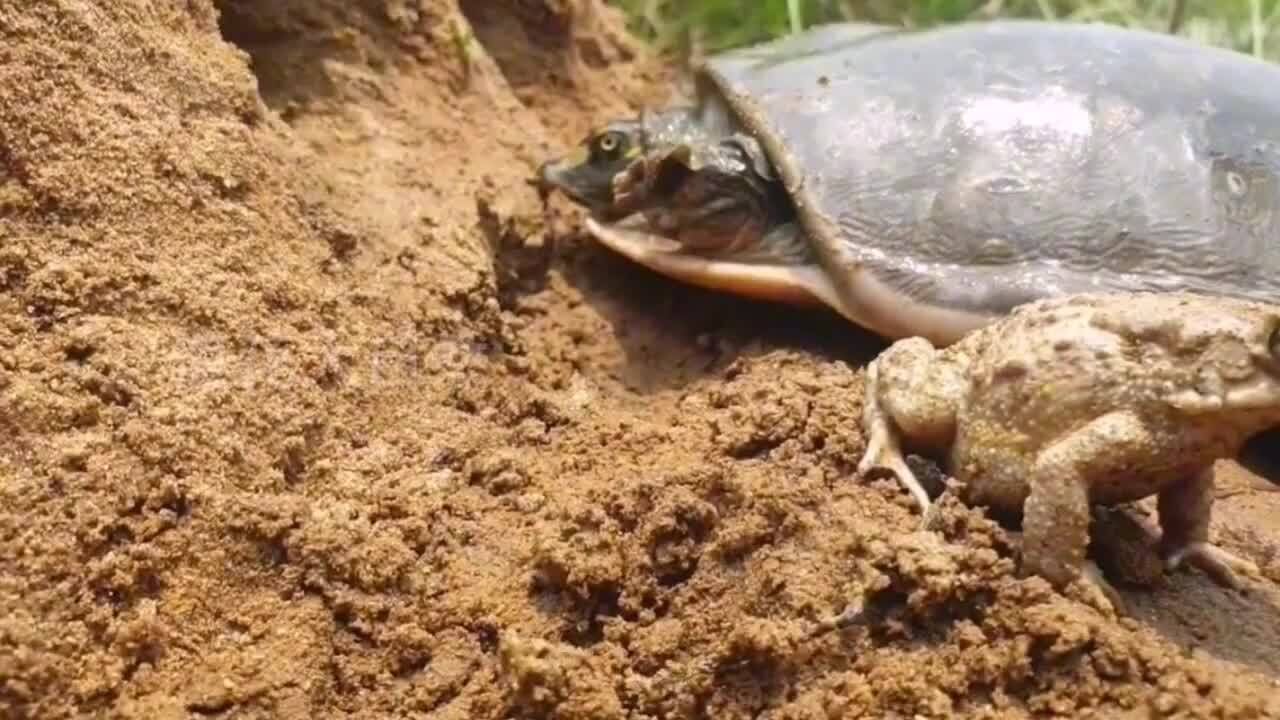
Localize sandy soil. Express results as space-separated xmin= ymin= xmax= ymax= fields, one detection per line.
xmin=3 ymin=2 xmax=1280 ymax=718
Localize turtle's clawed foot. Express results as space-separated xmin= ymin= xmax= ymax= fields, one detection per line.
xmin=1164 ymin=541 xmax=1260 ymax=589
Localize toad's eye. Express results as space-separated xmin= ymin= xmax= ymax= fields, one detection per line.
xmin=1269 ymin=321 xmax=1280 ymax=360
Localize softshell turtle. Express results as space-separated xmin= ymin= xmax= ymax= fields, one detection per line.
xmin=537 ymin=19 xmax=1280 ymax=345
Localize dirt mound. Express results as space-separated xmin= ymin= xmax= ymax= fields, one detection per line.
xmin=2 ymin=2 xmax=1279 ymax=718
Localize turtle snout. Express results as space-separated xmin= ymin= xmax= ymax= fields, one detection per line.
xmin=532 ymin=152 xmax=616 ymax=214
xmin=535 ymin=157 xmax=572 ymax=193
xmin=532 ymin=159 xmax=561 ymax=201
xmin=529 ymin=158 xmax=560 ymax=199
xmin=535 ymin=159 xmax=587 ymax=207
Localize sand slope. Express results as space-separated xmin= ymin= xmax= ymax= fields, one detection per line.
xmin=2 ymin=2 xmax=1279 ymax=718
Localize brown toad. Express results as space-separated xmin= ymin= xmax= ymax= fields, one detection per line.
xmin=857 ymin=292 xmax=1278 ymax=611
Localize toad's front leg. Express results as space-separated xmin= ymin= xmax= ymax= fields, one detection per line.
xmin=857 ymin=336 xmax=964 ymax=523
xmin=1157 ymin=467 xmax=1260 ymax=588
xmin=1022 ymin=411 xmax=1161 ymax=616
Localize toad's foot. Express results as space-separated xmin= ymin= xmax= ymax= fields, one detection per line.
xmin=857 ymin=361 xmax=933 ymax=522
xmin=1164 ymin=541 xmax=1260 ymax=589
xmin=1076 ymin=560 xmax=1127 ymax=617
xmin=1010 ymin=527 xmax=1127 ymax=616
xmin=1156 ymin=467 xmax=1261 ymax=590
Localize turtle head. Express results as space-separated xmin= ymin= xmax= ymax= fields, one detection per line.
xmin=579 ymin=135 xmax=827 ymax=309
xmin=541 ymin=113 xmax=829 ymax=312
xmin=610 ymin=135 xmax=793 ymax=258
xmin=536 ymin=120 xmax=645 ymax=217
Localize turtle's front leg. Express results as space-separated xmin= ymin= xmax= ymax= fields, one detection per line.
xmin=857 ymin=336 xmax=963 ymax=523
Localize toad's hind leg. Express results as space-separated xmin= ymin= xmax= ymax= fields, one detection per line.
xmin=858 ymin=360 xmax=930 ymax=517
xmin=1157 ymin=467 xmax=1260 ymax=588
xmin=857 ymin=336 xmax=962 ymax=524
xmin=1023 ymin=412 xmax=1155 ymax=615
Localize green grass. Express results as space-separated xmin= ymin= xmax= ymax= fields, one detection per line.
xmin=608 ymin=0 xmax=1280 ymax=61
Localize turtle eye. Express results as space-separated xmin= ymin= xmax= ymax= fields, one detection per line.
xmin=593 ymin=131 xmax=625 ymax=159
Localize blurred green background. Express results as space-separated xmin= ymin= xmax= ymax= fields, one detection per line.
xmin=607 ymin=0 xmax=1280 ymax=61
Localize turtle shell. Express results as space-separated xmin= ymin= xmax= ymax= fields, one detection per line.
xmin=695 ymin=20 xmax=1280 ymax=341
